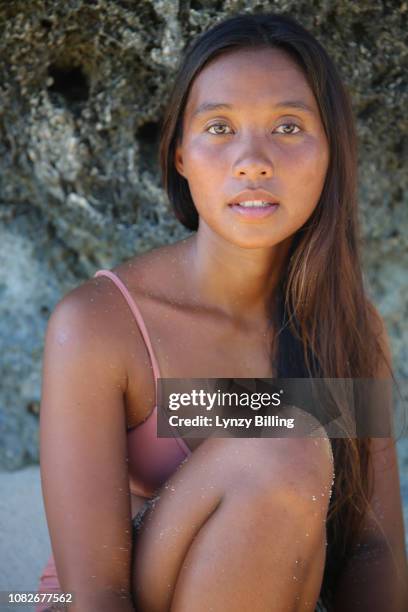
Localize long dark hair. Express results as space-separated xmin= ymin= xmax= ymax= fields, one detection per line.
xmin=159 ymin=12 xmax=395 ymax=610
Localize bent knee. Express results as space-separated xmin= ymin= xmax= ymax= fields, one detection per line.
xmin=280 ymin=435 xmax=334 ymax=511
xmin=230 ymin=434 xmax=334 ymax=517
xmin=192 ymin=433 xmax=334 ymax=516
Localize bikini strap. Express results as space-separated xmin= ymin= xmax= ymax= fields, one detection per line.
xmin=93 ymin=269 xmax=161 ymax=381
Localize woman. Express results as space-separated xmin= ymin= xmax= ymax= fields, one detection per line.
xmin=36 ymin=12 xmax=407 ymax=612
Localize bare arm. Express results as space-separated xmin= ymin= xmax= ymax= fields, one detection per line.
xmin=40 ymin=282 xmax=135 ymax=611
xmin=333 ymin=309 xmax=408 ymax=611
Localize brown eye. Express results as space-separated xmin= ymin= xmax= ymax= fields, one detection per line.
xmin=274 ymin=123 xmax=301 ymax=135
xmin=207 ymin=123 xmax=233 ymax=135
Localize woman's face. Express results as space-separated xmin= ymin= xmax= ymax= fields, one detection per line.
xmin=175 ymin=46 xmax=330 ymax=249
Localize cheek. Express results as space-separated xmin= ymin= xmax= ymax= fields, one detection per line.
xmin=183 ymin=137 xmax=228 ymax=176
xmin=183 ymin=140 xmax=229 ymax=212
xmin=283 ymin=137 xmax=329 ymax=196
xmin=278 ymin=138 xmax=328 ymax=229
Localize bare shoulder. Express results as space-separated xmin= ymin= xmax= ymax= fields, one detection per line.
xmin=45 ymin=266 xmax=157 ymax=427
xmin=47 ymin=274 xmax=130 ymax=389
xmin=51 ymin=239 xmax=186 ymax=360
xmin=111 ymin=238 xmax=192 ymax=302
xmin=45 ymin=239 xmax=193 ymax=427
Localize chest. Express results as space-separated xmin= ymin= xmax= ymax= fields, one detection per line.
xmin=124 ymin=300 xmax=276 ymax=430
xmin=151 ymin=305 xmax=275 ymax=379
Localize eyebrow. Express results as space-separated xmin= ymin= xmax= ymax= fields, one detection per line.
xmin=191 ymin=100 xmax=315 ymax=118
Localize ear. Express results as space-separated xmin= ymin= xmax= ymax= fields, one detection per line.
xmin=174 ymin=142 xmax=186 ymax=178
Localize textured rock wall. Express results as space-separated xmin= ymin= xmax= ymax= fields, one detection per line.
xmin=0 ymin=0 xmax=407 ymax=478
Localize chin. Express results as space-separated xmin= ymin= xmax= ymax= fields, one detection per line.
xmin=223 ymin=231 xmax=285 ymax=250
xmin=198 ymin=215 xmax=291 ymax=249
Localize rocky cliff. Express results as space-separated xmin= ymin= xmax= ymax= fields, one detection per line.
xmin=0 ymin=0 xmax=406 ymax=515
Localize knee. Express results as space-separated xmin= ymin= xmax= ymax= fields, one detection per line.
xmin=228 ymin=433 xmax=334 ymax=521
xmin=194 ymin=425 xmax=334 ymax=518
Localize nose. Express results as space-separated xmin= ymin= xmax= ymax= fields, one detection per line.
xmin=232 ymin=135 xmax=274 ymax=179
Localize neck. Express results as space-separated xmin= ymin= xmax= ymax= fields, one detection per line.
xmin=184 ymin=224 xmax=292 ymax=325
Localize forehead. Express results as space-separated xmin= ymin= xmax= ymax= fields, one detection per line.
xmin=185 ymin=47 xmax=316 ymax=117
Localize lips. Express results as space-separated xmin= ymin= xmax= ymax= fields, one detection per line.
xmin=227 ymin=188 xmax=280 ymax=206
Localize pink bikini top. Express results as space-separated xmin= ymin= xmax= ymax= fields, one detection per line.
xmin=93 ymin=269 xmax=192 ymax=498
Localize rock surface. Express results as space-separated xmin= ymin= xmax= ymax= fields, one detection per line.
xmin=0 ymin=1 xmax=406 ymax=537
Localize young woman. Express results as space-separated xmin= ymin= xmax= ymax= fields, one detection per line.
xmin=36 ymin=12 xmax=407 ymax=612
